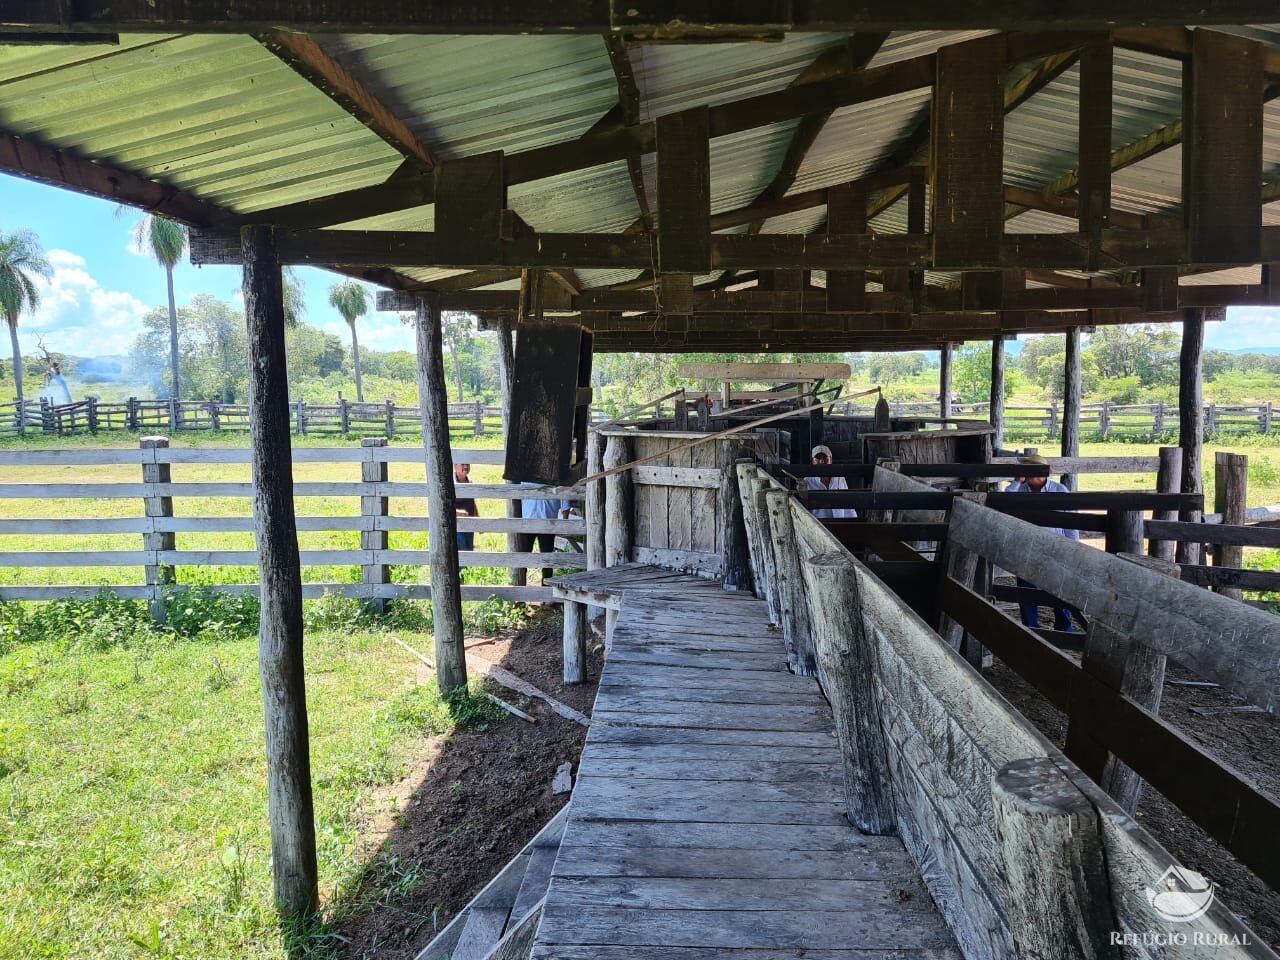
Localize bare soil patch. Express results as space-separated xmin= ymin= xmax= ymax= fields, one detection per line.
xmin=331 ymin=608 xmax=602 ymax=959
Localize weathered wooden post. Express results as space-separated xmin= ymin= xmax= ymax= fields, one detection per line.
xmin=496 ymin=314 xmax=523 ymax=586
xmin=140 ymin=436 xmax=175 ymax=623
xmin=1062 ymin=327 xmax=1082 ymax=490
xmin=413 ymin=291 xmax=467 ymax=694
xmin=1154 ymin=400 xmax=1165 ymax=437
xmin=1213 ymin=451 xmax=1248 ymax=600
xmin=127 ymin=396 xmax=139 ymax=431
xmin=473 ymin=400 xmax=484 ymax=436
xmin=602 ymin=432 xmax=634 ymax=644
xmin=989 ymin=336 xmax=1006 ymax=450
xmin=168 ymin=396 xmax=178 ymax=431
xmin=1264 ymin=400 xmax=1273 ymax=435
xmin=936 ymin=492 xmax=986 ymax=651
xmin=939 ymin=342 xmax=953 ymax=420
xmin=208 ymin=400 xmax=221 ymax=430
xmin=585 ymin=431 xmax=606 ymax=623
xmin=87 ymin=396 xmax=98 ymax=434
xmin=385 ymin=398 xmax=395 ymax=437
xmin=338 ymin=393 xmax=350 ymax=434
xmin=1178 ymin=308 xmax=1206 ymax=565
xmin=360 ymin=436 xmax=391 ymax=615
xmin=736 ymin=461 xmax=775 ymax=613
xmin=563 ymin=599 xmax=588 ymax=685
xmin=800 ymin=551 xmax=896 ymax=835
xmin=1149 ymin=446 xmax=1183 ymax=563
xmin=766 ymin=490 xmax=817 ymax=677
xmin=241 ymin=224 xmax=317 ymax=920
xmin=992 ymin=758 xmax=1121 ymax=960
xmin=720 ymin=441 xmax=754 ymax=592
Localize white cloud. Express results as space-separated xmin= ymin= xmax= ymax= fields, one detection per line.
xmin=19 ymin=249 xmax=150 ymax=357
xmin=311 ymin=310 xmax=415 ymax=353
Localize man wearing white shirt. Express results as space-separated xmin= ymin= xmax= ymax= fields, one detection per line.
xmin=804 ymin=445 xmax=858 ymax=520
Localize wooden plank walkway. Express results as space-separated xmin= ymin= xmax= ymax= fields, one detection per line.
xmin=536 ymin=565 xmax=960 ymax=960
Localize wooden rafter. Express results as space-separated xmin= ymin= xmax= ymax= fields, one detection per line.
xmin=253 ymin=35 xmax=1084 ymax=230
xmin=257 ymin=32 xmax=436 ymax=169
xmin=9 ymin=2 xmax=1280 ymax=34
xmin=603 ymin=36 xmax=653 ymax=234
xmin=743 ymin=32 xmax=889 ymax=236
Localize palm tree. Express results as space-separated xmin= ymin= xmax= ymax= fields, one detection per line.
xmin=135 ymin=215 xmax=188 ymax=398
xmin=0 ymin=230 xmax=52 ymax=404
xmin=283 ymin=267 xmax=305 ymax=326
xmin=328 ymin=281 xmax=370 ymax=402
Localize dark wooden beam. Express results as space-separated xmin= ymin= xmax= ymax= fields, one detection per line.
xmin=826 ymin=181 xmax=867 ymax=311
xmin=0 ymin=129 xmax=233 ymax=227
xmin=656 ymin=107 xmax=711 ymax=273
xmin=1184 ymin=29 xmax=1264 ymax=265
xmin=194 ymin=223 xmax=1280 ymax=274
xmin=932 ymin=34 xmax=1006 ymax=269
xmin=11 ymin=2 xmax=1280 ymax=34
xmin=434 ymin=151 xmax=505 ymax=266
xmin=257 ymin=32 xmax=436 ymax=169
xmin=1076 ymin=37 xmax=1112 ymax=270
xmin=603 ymin=35 xmax=653 ymax=234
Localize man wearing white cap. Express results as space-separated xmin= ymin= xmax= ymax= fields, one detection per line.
xmin=805 ymin=445 xmax=857 ymax=520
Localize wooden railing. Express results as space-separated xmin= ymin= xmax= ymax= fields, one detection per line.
xmin=732 ymin=461 xmax=1276 ymax=958
xmin=838 ymin=398 xmax=1279 ymax=439
xmin=0 ymin=439 xmax=586 ymax=610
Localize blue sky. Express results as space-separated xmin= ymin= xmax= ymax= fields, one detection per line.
xmin=0 ymin=173 xmax=416 ymax=357
xmin=4 ymin=171 xmax=1280 ymax=358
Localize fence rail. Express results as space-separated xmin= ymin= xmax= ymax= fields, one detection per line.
xmin=0 ymin=440 xmax=586 ymax=608
xmin=837 ymin=398 xmax=1277 ymax=439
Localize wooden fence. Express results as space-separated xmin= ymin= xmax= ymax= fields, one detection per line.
xmin=839 ymin=398 xmax=1277 ymax=439
xmin=0 ymin=439 xmax=585 ymax=608
xmin=0 ymin=396 xmax=507 ymax=439
xmin=730 ymin=461 xmax=1277 ymax=957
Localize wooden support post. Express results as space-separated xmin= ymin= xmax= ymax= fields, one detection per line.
xmin=1149 ymin=446 xmax=1183 ymax=563
xmin=585 ymin=430 xmax=606 ymax=625
xmin=140 ymin=436 xmax=175 ymax=623
xmin=241 ymin=224 xmax=317 ymax=921
xmin=496 ymin=312 xmax=523 ymax=586
xmin=800 ymin=551 xmax=896 ymax=835
xmin=360 ymin=436 xmax=390 ymax=615
xmin=1178 ymin=308 xmax=1206 ymax=565
xmin=656 ymin=106 xmax=711 ymax=274
xmin=753 ymin=471 xmax=782 ymax=623
xmin=435 ymin=151 xmax=505 ymax=266
xmin=413 ymin=291 xmax=467 ymax=695
xmin=385 ymin=398 xmax=395 ymax=436
xmin=1213 ymin=451 xmax=1249 ymax=601
xmin=87 ymin=396 xmax=99 ymax=434
xmin=932 ymin=34 xmax=1005 ymax=269
xmin=989 ymin=336 xmax=1006 ymax=451
xmin=720 ymin=442 xmax=754 ymax=592
xmin=126 ymin=396 xmax=138 ymax=431
xmin=826 ymin=181 xmax=866 ymax=311
xmin=992 ymin=758 xmax=1120 ymax=960
xmin=338 ymin=395 xmax=350 ymax=434
xmin=768 ymin=490 xmax=817 ymax=677
xmin=936 ymin=492 xmax=986 ymax=650
xmin=295 ymin=397 xmax=306 ymax=434
xmin=1077 ymin=38 xmax=1112 ymax=271
xmin=939 ymin=342 xmax=953 ymax=420
xmin=961 ymin=557 xmax=993 ymax=670
xmin=736 ymin=462 xmax=774 ymax=612
xmin=168 ymin=396 xmax=178 ymax=431
xmin=1185 ymin=29 xmax=1264 ymax=265
xmin=1062 ymin=327 xmax=1082 ymax=490
xmin=563 ymin=600 xmax=587 ymax=685
xmin=603 ymin=432 xmax=633 ymax=648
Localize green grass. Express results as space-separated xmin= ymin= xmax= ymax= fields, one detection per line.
xmin=0 ymin=592 xmax=512 ymax=959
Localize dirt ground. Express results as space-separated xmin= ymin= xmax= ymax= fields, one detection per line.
xmin=986 ymin=655 xmax=1280 ymax=949
xmin=331 ymin=608 xmax=602 ymax=960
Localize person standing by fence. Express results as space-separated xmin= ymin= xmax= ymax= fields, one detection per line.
xmin=1007 ymin=454 xmax=1078 ymax=632
xmin=454 ymin=462 xmax=478 ymax=556
xmin=518 ymin=483 xmax=570 ymax=585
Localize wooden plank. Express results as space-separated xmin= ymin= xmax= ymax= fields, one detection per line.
xmin=931 ymin=34 xmax=1006 ymax=268
xmin=1145 ymin=519 xmax=1280 ymax=548
xmin=551 ymin=844 xmax=911 ymax=881
xmin=825 ymin=181 xmax=866 ymax=311
xmin=690 ymin=441 xmax=719 ymax=554
xmin=668 ymin=443 xmax=694 ymax=552
xmin=632 ymin=465 xmax=722 ymax=489
xmin=435 ymin=151 xmax=504 ymax=267
xmin=549 ymin=875 xmax=932 ymax=913
xmin=1185 ymin=29 xmax=1264 ymax=264
xmin=1076 ymin=38 xmax=1113 ymax=269
xmin=656 ymin=107 xmax=711 ymax=274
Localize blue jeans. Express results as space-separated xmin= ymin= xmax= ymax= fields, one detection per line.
xmin=456 ymin=531 xmax=474 ymax=551
xmin=1017 ymin=577 xmax=1073 ymax=632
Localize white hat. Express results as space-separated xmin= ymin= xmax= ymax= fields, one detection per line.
xmin=811 ymin=444 xmax=833 ymax=460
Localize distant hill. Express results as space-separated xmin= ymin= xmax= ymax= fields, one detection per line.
xmin=1223 ymin=346 xmax=1280 ymax=356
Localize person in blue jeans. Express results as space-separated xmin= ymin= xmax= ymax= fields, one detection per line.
xmin=519 ymin=483 xmax=571 ymax=584
xmin=1007 ymin=455 xmax=1078 ymax=632
xmin=454 ymin=462 xmax=479 ymax=558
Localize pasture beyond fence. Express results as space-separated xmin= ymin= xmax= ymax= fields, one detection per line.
xmin=6 ymin=395 xmax=1280 ymax=442
xmin=0 ymin=438 xmax=585 ymax=610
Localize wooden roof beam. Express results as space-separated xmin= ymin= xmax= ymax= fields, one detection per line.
xmin=9 ymin=2 xmax=1280 ymax=34
xmin=257 ymin=32 xmax=436 ymax=169
xmin=603 ymin=36 xmax=653 ymax=234
xmin=254 ymin=35 xmax=1084 ymax=230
